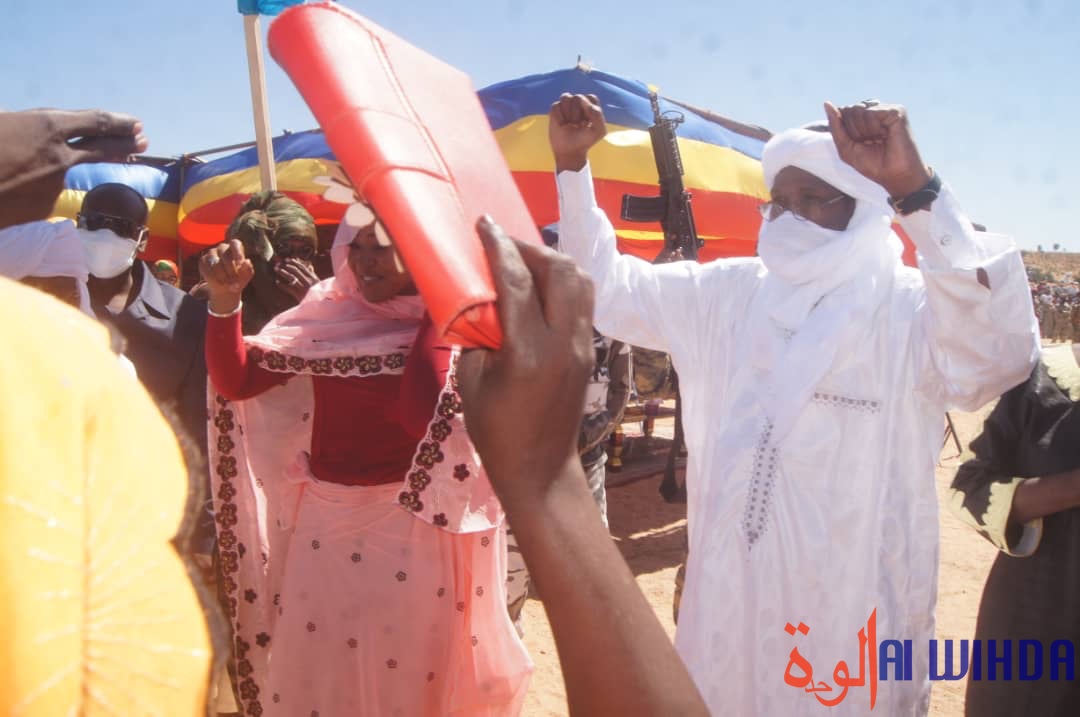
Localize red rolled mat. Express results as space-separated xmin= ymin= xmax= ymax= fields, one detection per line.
xmin=268 ymin=2 xmax=542 ymax=348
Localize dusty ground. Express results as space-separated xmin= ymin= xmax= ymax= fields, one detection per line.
xmin=517 ymin=407 xmax=998 ymax=717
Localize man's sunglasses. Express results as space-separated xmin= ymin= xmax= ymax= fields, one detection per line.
xmin=77 ymin=211 xmax=148 ymax=242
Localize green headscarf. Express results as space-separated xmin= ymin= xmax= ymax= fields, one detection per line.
xmin=225 ymin=190 xmax=316 ymax=265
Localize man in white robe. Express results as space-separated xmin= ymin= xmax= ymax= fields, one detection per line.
xmin=549 ymin=94 xmax=1039 ymax=715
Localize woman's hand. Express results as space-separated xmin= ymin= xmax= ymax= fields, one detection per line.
xmin=274 ymin=257 xmax=320 ymax=302
xmin=199 ymin=240 xmax=254 ymax=315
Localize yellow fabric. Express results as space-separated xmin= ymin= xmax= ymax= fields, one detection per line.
xmin=494 ymin=117 xmax=770 ymax=197
xmin=948 ymin=475 xmax=1043 ymax=557
xmin=1043 ymin=343 xmax=1080 ymax=402
xmin=0 ymin=278 xmax=212 ymax=716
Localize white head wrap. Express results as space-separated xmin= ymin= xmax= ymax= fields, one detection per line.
xmin=747 ymin=125 xmax=903 ymax=443
xmin=0 ymin=220 xmax=93 ymax=315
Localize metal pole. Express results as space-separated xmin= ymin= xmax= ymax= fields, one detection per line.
xmin=243 ymin=14 xmax=277 ymax=191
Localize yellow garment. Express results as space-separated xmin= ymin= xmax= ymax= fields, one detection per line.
xmin=0 ymin=277 xmax=213 ymax=716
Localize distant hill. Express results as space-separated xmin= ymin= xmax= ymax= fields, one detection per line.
xmin=1021 ymin=251 xmax=1080 ymax=283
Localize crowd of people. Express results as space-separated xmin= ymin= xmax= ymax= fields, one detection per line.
xmin=1 ymin=86 xmax=1075 ymax=717
xmin=1032 ymin=280 xmax=1080 ymax=344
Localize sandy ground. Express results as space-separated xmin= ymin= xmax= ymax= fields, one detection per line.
xmin=516 ymin=407 xmax=998 ymax=717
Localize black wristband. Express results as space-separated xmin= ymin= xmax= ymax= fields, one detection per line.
xmin=889 ymin=171 xmax=942 ymax=216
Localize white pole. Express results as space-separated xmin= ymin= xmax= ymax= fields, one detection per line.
xmin=243 ymin=14 xmax=277 ymax=191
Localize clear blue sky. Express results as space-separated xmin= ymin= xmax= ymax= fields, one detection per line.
xmin=3 ymin=0 xmax=1077 ymax=250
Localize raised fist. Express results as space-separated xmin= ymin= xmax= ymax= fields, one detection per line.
xmin=548 ymin=93 xmax=607 ymax=173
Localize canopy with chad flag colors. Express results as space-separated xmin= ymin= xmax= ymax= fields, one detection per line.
xmin=478 ymin=65 xmax=772 ymax=262
xmin=51 ymin=67 xmax=790 ymax=271
xmin=178 ymin=129 xmax=342 ymax=247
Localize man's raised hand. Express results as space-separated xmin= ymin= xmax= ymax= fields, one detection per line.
xmin=0 ymin=108 xmax=148 ymax=229
xmin=548 ymin=93 xmax=607 ymax=174
xmin=824 ymin=101 xmax=932 ymax=199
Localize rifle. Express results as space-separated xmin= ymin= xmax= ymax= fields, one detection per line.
xmin=620 ymin=92 xmax=703 ymax=260
xmin=622 ymin=92 xmax=696 ymax=504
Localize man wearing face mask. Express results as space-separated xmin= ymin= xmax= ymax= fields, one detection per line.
xmin=550 ymin=95 xmax=1039 ymax=715
xmin=79 ymin=182 xmax=212 ymax=549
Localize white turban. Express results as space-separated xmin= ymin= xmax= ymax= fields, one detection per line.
xmin=0 ymin=220 xmax=93 ymax=314
xmin=762 ymin=126 xmax=890 ymax=212
xmin=747 ymin=125 xmax=903 ymax=443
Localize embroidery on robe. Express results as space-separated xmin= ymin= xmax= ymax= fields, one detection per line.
xmin=742 ymin=420 xmax=778 ymax=550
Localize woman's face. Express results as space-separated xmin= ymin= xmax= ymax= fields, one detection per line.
xmin=347 ymin=223 xmax=416 ymax=303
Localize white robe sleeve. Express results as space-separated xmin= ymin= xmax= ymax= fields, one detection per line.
xmin=555 ymin=163 xmax=756 ymax=363
xmin=903 ymin=183 xmax=1040 ymax=410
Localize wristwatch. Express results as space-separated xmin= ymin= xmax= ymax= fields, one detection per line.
xmin=889 ymin=171 xmax=941 ymax=215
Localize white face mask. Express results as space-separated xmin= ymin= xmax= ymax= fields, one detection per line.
xmin=79 ymin=228 xmax=139 ymax=279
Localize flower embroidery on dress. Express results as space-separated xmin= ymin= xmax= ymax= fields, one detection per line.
xmin=408 ymin=469 xmax=431 ymax=491
xmin=348 ymin=638 xmax=358 ymax=648
xmin=239 ymin=677 xmax=259 ymax=700
xmin=475 ymin=586 xmax=484 ymax=597
xmin=217 ymin=505 xmax=239 ymax=530
xmin=216 ymin=455 xmax=238 ymax=479
xmin=248 ymin=347 xmax=407 ymax=377
xmin=480 ymin=536 xmax=490 ymax=547
xmin=308 ymin=358 xmax=333 ymax=375
xmin=256 ymin=632 xmax=270 ymax=648
xmin=351 ymin=552 xmax=362 ymax=563
xmin=357 ymin=355 xmax=382 ymax=374
xmin=244 ymin=589 xmax=257 ymax=603
xmin=306 ymin=622 xmax=316 ymax=632
xmin=430 ymin=419 xmax=452 ymax=442
xmin=396 ymin=571 xmax=407 ymax=582
xmin=217 ymin=435 xmax=235 ymax=454
xmin=387 ymin=659 xmax=398 ymax=669
xmin=456 ymin=601 xmax=465 ymax=612
xmin=437 ymin=587 xmax=446 ymax=597
xmin=214 ymin=410 xmax=235 ymax=433
xmin=437 ymin=392 xmax=460 ymax=419
xmin=453 ymin=464 xmax=470 ymax=482
xmin=415 ymin=441 xmax=445 ymax=469
xmin=432 ymin=513 xmax=448 ymax=527
xmin=311 ymin=539 xmax=320 ymax=550
xmin=398 ymin=490 xmax=423 ymax=513
xmin=427 ymin=672 xmax=436 ymax=682
xmin=264 ymin=351 xmax=287 ymax=371
xmin=741 ymin=420 xmax=778 ymax=550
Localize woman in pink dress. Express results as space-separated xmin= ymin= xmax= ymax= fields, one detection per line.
xmin=201 ymin=193 xmax=531 ymax=717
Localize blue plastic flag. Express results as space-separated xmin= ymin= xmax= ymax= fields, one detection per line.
xmin=237 ymin=0 xmax=305 ymax=16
